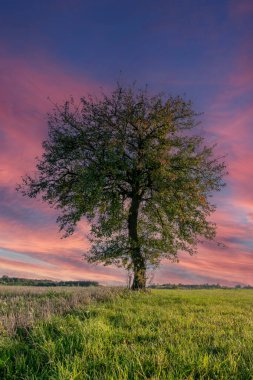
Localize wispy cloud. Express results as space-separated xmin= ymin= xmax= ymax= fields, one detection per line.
xmin=0 ymin=2 xmax=252 ymax=286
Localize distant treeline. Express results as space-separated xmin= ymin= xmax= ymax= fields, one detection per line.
xmin=149 ymin=283 xmax=253 ymax=289
xmin=0 ymin=276 xmax=99 ymax=287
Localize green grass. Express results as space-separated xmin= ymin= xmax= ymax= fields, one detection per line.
xmin=1 ymin=288 xmax=253 ymax=379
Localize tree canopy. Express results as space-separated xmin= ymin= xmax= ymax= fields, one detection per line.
xmin=18 ymin=85 xmax=226 ymax=289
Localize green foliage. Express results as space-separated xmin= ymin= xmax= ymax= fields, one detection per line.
xmin=18 ymin=85 xmax=226 ymax=286
xmin=1 ymin=289 xmax=253 ymax=379
xmin=149 ymin=283 xmax=253 ymax=289
xmin=0 ymin=276 xmax=99 ymax=287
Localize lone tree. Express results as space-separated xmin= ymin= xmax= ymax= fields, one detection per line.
xmin=18 ymin=85 xmax=226 ymax=289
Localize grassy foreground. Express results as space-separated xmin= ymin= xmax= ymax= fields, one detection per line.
xmin=1 ymin=288 xmax=253 ymax=379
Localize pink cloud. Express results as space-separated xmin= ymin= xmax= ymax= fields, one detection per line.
xmin=0 ymin=255 xmax=123 ymax=284
xmin=162 ymin=37 xmax=253 ymax=287
xmin=0 ymin=52 xmax=122 ymax=283
xmin=0 ymin=53 xmax=104 ymax=184
xmin=0 ymin=44 xmax=253 ymax=286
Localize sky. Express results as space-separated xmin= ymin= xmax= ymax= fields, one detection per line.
xmin=0 ymin=0 xmax=253 ymax=286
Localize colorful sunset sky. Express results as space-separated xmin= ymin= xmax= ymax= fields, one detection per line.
xmin=0 ymin=0 xmax=253 ymax=286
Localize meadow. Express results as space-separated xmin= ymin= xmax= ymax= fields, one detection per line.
xmin=0 ymin=287 xmax=253 ymax=379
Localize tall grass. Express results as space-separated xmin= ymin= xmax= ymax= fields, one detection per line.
xmin=0 ymin=286 xmax=122 ymax=335
xmin=1 ymin=288 xmax=253 ymax=379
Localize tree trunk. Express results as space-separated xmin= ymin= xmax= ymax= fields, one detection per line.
xmin=132 ymin=256 xmax=146 ymax=290
xmin=128 ymin=193 xmax=146 ymax=290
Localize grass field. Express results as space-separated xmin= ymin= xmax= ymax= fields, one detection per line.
xmin=0 ymin=287 xmax=253 ymax=379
